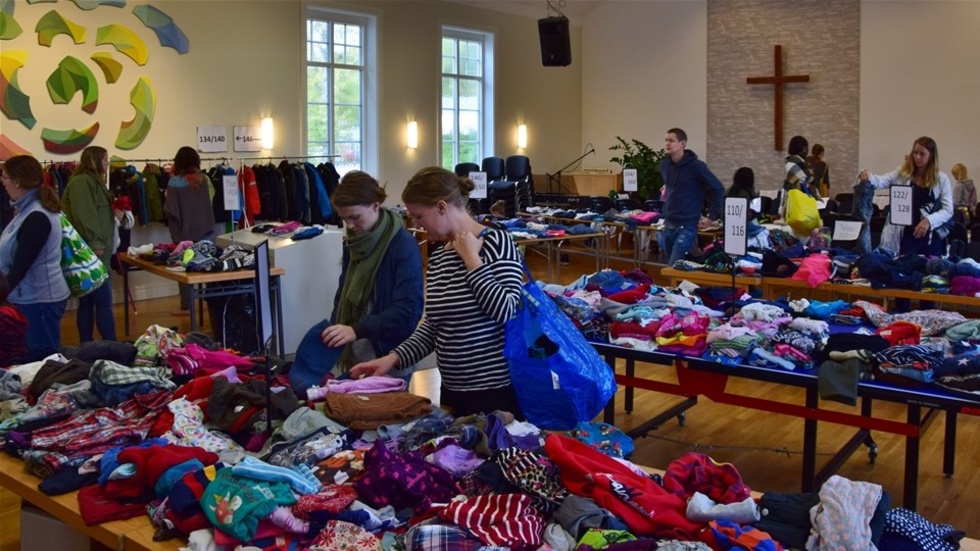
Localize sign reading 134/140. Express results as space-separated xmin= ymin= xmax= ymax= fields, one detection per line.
xmin=197 ymin=126 xmax=228 ymax=153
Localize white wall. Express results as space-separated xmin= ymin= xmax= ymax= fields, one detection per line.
xmin=581 ymin=1 xmax=708 ymax=168
xmin=860 ymin=1 xmax=980 ymax=181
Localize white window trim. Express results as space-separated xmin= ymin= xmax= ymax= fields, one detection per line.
xmin=304 ymin=4 xmax=379 ymax=176
xmin=441 ymin=25 xmax=494 ymax=167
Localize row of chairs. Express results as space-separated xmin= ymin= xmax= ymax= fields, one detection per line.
xmin=454 ymin=156 xmax=533 ymax=218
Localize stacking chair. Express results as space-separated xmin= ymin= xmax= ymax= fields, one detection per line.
xmin=615 ymin=198 xmax=643 ymax=211
xmin=834 ymin=192 xmax=854 ymax=215
xmin=487 ymin=155 xmax=533 ymax=218
xmin=589 ymin=196 xmax=615 ymax=214
xmin=454 ymin=162 xmax=480 ymax=178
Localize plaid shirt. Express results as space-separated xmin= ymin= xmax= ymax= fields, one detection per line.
xmin=30 ymin=390 xmax=172 ymax=469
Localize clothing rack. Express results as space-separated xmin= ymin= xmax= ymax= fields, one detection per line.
xmin=237 ymin=154 xmax=339 ymax=162
xmin=115 ymin=156 xmax=234 ymax=164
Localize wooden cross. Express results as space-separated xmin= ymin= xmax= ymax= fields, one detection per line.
xmin=746 ymin=45 xmax=810 ymax=151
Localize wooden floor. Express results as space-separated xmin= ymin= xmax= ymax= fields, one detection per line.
xmin=2 ymin=244 xmax=979 ymax=548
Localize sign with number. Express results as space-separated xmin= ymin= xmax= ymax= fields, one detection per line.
xmin=197 ymin=126 xmax=227 ymax=153
xmin=233 ymin=126 xmax=262 ymax=152
xmin=890 ymin=185 xmax=913 ymax=226
xmin=623 ymin=168 xmax=638 ymax=192
xmin=832 ymin=220 xmax=862 ymax=241
xmin=223 ymin=174 xmax=240 ymax=211
xmin=724 ymin=197 xmax=748 ymax=256
xmin=469 ymin=171 xmax=488 ymax=199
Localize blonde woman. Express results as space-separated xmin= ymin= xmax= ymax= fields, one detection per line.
xmin=62 ymin=146 xmax=119 ymax=342
xmin=951 ymin=163 xmax=976 ymax=210
xmin=859 ymin=136 xmax=952 ymax=257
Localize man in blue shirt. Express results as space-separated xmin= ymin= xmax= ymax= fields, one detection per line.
xmin=659 ymin=128 xmax=725 ymax=266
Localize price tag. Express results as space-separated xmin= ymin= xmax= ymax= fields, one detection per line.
xmin=890 ymin=185 xmax=913 ymax=226
xmin=832 ymin=220 xmax=862 ymax=241
xmin=234 ymin=126 xmax=263 ymax=152
xmin=623 ymin=168 xmax=638 ymax=192
xmin=469 ymin=171 xmax=488 ymax=199
xmin=723 ymin=197 xmax=748 ymax=256
xmin=197 ymin=126 xmax=228 ymax=153
xmin=223 ymin=174 xmax=240 ymax=211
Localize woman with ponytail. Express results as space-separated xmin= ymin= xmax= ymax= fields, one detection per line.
xmin=0 ymin=155 xmax=70 ymax=360
xmin=350 ymin=166 xmax=525 ymax=418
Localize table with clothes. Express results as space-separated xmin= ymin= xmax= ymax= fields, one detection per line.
xmin=0 ymin=327 xmax=975 ymax=551
xmin=538 ymin=267 xmax=980 ymax=510
xmin=119 ymin=242 xmax=285 ymax=355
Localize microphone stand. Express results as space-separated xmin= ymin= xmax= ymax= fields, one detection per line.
xmin=546 ymin=147 xmax=595 ymax=195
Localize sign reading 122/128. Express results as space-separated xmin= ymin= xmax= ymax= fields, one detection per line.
xmin=197 ymin=126 xmax=228 ymax=153
xmin=890 ymin=185 xmax=913 ymax=226
xmin=724 ymin=197 xmax=748 ymax=256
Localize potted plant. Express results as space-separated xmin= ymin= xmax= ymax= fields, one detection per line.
xmin=609 ymin=137 xmax=667 ymax=201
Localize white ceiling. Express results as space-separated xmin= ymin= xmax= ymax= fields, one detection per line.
xmin=446 ymin=0 xmax=605 ymax=25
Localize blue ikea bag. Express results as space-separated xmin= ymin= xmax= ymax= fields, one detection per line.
xmin=504 ymin=267 xmax=618 ymax=430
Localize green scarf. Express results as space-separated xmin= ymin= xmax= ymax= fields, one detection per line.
xmin=335 ymin=207 xmax=403 ymax=369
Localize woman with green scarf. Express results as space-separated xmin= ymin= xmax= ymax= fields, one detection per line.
xmin=289 ymin=171 xmax=424 ymax=394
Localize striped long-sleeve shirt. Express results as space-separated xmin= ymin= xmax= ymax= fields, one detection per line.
xmin=394 ymin=228 xmax=523 ymax=392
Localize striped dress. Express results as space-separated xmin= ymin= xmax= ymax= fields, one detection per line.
xmin=393 ymin=228 xmax=523 ymax=392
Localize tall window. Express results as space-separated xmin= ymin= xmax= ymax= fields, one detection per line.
xmin=306 ymin=8 xmax=377 ymax=176
xmin=441 ymin=26 xmax=494 ymax=169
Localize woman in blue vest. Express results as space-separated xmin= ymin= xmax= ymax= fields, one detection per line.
xmin=0 ymin=156 xmax=70 ymax=360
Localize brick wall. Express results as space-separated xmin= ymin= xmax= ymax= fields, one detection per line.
xmin=706 ymin=0 xmax=860 ymax=199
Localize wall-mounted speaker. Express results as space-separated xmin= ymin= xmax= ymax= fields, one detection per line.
xmin=538 ymin=16 xmax=571 ymax=67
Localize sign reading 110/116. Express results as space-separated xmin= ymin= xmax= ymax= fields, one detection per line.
xmin=724 ymin=197 xmax=748 ymax=256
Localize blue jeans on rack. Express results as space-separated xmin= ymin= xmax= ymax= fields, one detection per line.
xmin=76 ymin=279 xmax=117 ymax=342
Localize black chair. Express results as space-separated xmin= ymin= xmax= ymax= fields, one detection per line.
xmin=643 ymin=199 xmax=664 ymax=212
xmin=759 ymin=196 xmax=774 ymax=216
xmin=973 ymin=201 xmax=980 ymax=224
xmin=964 ymin=241 xmax=980 ymax=263
xmin=486 ymin=155 xmax=534 ymax=218
xmin=949 ymin=221 xmax=969 ymax=249
xmin=454 ymin=162 xmax=479 ymax=178
xmin=481 ymin=156 xmax=505 ymax=182
xmin=825 ymin=199 xmax=839 ymax=213
xmin=589 ymin=196 xmax=615 ymax=214
xmin=615 ymin=198 xmax=643 ymax=211
xmin=870 ymin=216 xmax=886 ymax=249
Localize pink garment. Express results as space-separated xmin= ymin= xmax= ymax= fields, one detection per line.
xmin=167 ymin=344 xmax=254 ymax=376
xmin=307 ymin=376 xmax=408 ymax=400
xmin=629 ymin=211 xmax=659 ymax=224
xmin=789 ymin=254 xmax=832 ymax=288
xmin=951 ymin=275 xmax=980 ymax=297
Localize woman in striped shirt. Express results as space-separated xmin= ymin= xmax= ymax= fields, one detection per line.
xmin=350 ymin=166 xmax=525 ymax=418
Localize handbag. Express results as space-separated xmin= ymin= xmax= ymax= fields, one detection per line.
xmin=785 ymin=188 xmax=822 ymax=235
xmin=504 ymin=264 xmax=618 ymax=430
xmin=60 ymin=214 xmax=109 ymax=298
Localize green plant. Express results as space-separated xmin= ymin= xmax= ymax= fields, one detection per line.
xmin=609 ymin=137 xmax=667 ymax=201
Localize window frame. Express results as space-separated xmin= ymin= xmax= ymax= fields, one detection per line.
xmin=304 ymin=5 xmax=378 ymax=176
xmin=440 ymin=25 xmax=495 ymax=170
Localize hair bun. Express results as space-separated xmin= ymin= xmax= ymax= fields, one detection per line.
xmin=458 ymin=176 xmax=476 ymax=196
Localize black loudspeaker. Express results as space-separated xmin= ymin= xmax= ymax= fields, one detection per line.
xmin=538 ymin=16 xmax=571 ymax=67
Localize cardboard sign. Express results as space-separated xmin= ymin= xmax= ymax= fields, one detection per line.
xmin=223 ymin=174 xmax=240 ymax=211
xmin=197 ymin=126 xmax=228 ymax=153
xmin=891 ymin=185 xmax=913 ymax=226
xmin=469 ymin=171 xmax=488 ymax=199
xmin=833 ymin=220 xmax=862 ymax=241
xmin=234 ymin=126 xmax=263 ymax=152
xmin=623 ymin=168 xmax=638 ymax=192
xmin=724 ymin=197 xmax=748 ymax=256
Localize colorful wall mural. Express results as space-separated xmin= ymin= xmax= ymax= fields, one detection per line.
xmin=0 ymin=0 xmax=188 ymax=156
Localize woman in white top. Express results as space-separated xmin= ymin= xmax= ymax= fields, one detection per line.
xmin=859 ymin=136 xmax=953 ymax=257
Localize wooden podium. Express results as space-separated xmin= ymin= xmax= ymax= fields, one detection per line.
xmin=535 ymin=172 xmax=621 ymax=197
